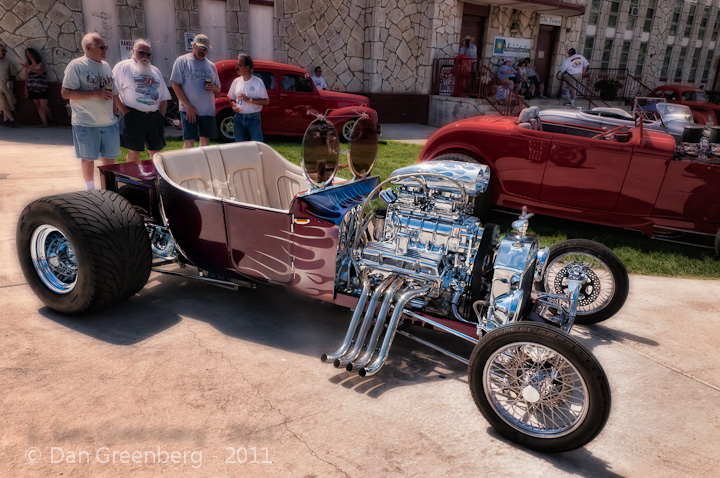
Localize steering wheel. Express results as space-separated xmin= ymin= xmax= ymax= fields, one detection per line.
xmin=592 ymin=125 xmax=627 ymax=140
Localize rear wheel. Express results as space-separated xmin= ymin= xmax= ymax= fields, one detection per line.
xmin=537 ymin=239 xmax=628 ymax=325
xmin=469 ymin=323 xmax=611 ymax=453
xmin=16 ymin=190 xmax=151 ymax=315
xmin=430 ymin=153 xmax=493 ymax=219
xmin=217 ymin=109 xmax=234 ymax=143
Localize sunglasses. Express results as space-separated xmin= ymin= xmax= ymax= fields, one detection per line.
xmin=196 ymin=45 xmax=209 ymax=52
xmin=236 ymin=63 xmax=247 ymax=68
xmin=136 ymin=51 xmax=152 ymax=57
xmin=95 ymin=45 xmax=109 ymax=51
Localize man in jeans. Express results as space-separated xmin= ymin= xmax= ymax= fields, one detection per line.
xmin=170 ymin=33 xmax=220 ymax=148
xmin=228 ymin=54 xmax=269 ymax=142
xmin=558 ymin=48 xmax=589 ymax=106
xmin=61 ymin=33 xmax=119 ymax=190
xmin=113 ymin=39 xmax=171 ymax=163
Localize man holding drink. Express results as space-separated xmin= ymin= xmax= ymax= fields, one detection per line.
xmin=61 ymin=33 xmax=120 ymax=190
xmin=170 ymin=33 xmax=220 ymax=148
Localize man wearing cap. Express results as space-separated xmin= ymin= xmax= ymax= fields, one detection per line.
xmin=170 ymin=33 xmax=220 ymax=148
xmin=558 ymin=48 xmax=589 ymax=106
xmin=113 ymin=39 xmax=172 ymax=163
xmin=61 ymin=33 xmax=119 ymax=190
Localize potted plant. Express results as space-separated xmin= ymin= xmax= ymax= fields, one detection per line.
xmin=594 ymin=79 xmax=623 ymax=100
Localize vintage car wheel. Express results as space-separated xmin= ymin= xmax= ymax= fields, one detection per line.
xmin=537 ymin=239 xmax=628 ymax=325
xmin=468 ymin=323 xmax=611 ymax=453
xmin=216 ymin=109 xmax=234 ymax=143
xmin=340 ymin=118 xmax=358 ymax=142
xmin=429 ymin=153 xmax=493 ymax=219
xmin=16 ymin=190 xmax=151 ymax=315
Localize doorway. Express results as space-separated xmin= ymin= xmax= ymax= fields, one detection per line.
xmin=535 ymin=25 xmax=559 ymax=88
xmin=460 ymin=3 xmax=489 ymax=57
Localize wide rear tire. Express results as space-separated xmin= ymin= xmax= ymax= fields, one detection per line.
xmin=469 ymin=323 xmax=611 ymax=453
xmin=16 ymin=190 xmax=151 ymax=315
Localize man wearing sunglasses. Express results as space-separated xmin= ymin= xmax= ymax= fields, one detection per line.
xmin=170 ymin=33 xmax=220 ymax=148
xmin=113 ymin=39 xmax=171 ymax=163
xmin=62 ymin=33 xmax=120 ymax=190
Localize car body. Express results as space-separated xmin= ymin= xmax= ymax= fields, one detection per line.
xmin=214 ymin=60 xmax=379 ymax=141
xmin=650 ymin=84 xmax=720 ymax=126
xmin=419 ymin=107 xmax=720 ymax=250
xmin=538 ymin=100 xmax=695 ymax=144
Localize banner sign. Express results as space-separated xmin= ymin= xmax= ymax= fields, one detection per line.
xmin=492 ymin=36 xmax=532 ymax=58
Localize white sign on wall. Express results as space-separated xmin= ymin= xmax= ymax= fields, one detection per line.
xmin=184 ymin=32 xmax=196 ymax=52
xmin=539 ymin=15 xmax=562 ymax=26
xmin=119 ymin=40 xmax=134 ymax=60
xmin=492 ymin=36 xmax=532 ymax=58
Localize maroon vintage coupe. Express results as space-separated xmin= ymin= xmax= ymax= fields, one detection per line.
xmin=419 ymin=106 xmax=720 ymax=254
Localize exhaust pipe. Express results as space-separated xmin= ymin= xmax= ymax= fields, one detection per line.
xmin=321 ymin=271 xmax=370 ymax=363
xmin=333 ymin=275 xmax=396 ymax=368
xmin=359 ymin=284 xmax=431 ymax=377
xmin=346 ymin=276 xmax=407 ymax=372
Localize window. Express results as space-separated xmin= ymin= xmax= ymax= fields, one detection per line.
xmin=635 ymin=43 xmax=647 ymax=76
xmin=619 ymin=41 xmax=631 ymax=71
xmin=643 ymin=0 xmax=656 ymax=33
xmin=698 ymin=7 xmax=709 ymax=39
xmin=660 ymin=46 xmax=673 ymax=80
xmin=253 ymin=71 xmax=276 ymax=90
xmin=703 ymin=51 xmax=714 ymax=81
xmin=608 ymin=1 xmax=620 ymax=28
xmin=689 ymin=48 xmax=702 ymax=82
xmin=669 ymin=0 xmax=682 ymax=36
xmin=714 ymin=15 xmax=720 ymax=41
xmin=601 ymin=39 xmax=613 ymax=69
xmin=583 ymin=36 xmax=595 ymax=62
xmin=674 ymin=47 xmax=687 ymax=81
xmin=684 ymin=4 xmax=696 ymax=38
xmin=588 ymin=0 xmax=601 ymax=26
xmin=281 ymin=74 xmax=313 ymax=93
xmin=626 ymin=0 xmax=639 ymax=30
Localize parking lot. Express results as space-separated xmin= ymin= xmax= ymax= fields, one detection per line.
xmin=1 ymin=126 xmax=719 ymax=477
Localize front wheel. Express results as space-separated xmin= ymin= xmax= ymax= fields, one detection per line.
xmin=537 ymin=239 xmax=629 ymax=325
xmin=16 ymin=190 xmax=151 ymax=315
xmin=469 ymin=323 xmax=611 ymax=453
xmin=340 ymin=118 xmax=357 ymax=142
xmin=216 ymin=109 xmax=234 ymax=143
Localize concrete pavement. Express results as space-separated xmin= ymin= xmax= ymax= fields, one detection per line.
xmin=1 ymin=126 xmax=719 ymax=477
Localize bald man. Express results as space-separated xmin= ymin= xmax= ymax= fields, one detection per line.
xmin=61 ymin=33 xmax=120 ymax=190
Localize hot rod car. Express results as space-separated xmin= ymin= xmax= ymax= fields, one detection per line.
xmin=420 ymin=106 xmax=720 ymax=254
xmin=16 ymin=117 xmax=629 ymax=452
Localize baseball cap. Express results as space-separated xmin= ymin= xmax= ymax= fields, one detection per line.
xmin=193 ymin=34 xmax=211 ymax=49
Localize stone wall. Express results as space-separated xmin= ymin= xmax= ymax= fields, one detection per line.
xmin=0 ymin=0 xmax=84 ymax=82
xmin=117 ymin=0 xmax=145 ymax=42
xmin=274 ymin=0 xmax=460 ymax=94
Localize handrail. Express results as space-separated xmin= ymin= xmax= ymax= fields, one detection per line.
xmin=584 ymin=68 xmax=653 ymax=103
xmin=478 ymin=64 xmax=528 ymax=116
xmin=557 ymin=71 xmax=607 ymax=109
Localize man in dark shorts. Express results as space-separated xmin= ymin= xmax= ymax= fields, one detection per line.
xmin=170 ymin=34 xmax=220 ymax=148
xmin=113 ymin=39 xmax=171 ymax=162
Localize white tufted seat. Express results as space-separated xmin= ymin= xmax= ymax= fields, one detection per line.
xmin=154 ymin=142 xmax=309 ymax=211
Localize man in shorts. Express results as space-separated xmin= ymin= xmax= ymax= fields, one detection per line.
xmin=558 ymin=48 xmax=589 ymax=106
xmin=170 ymin=33 xmax=220 ymax=148
xmin=61 ymin=33 xmax=120 ymax=190
xmin=113 ymin=39 xmax=171 ymax=163
xmin=0 ymin=43 xmax=18 ymax=127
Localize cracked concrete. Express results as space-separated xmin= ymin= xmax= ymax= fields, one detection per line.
xmin=1 ymin=126 xmax=720 ymax=477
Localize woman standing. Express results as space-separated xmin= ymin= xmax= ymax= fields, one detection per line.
xmin=21 ymin=48 xmax=54 ymax=127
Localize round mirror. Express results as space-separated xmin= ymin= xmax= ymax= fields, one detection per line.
xmin=301 ymin=118 xmax=340 ymax=188
xmin=347 ymin=117 xmax=378 ymax=179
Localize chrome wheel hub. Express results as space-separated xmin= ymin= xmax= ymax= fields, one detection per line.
xmin=30 ymin=225 xmax=77 ymax=294
xmin=545 ymin=253 xmax=615 ymax=315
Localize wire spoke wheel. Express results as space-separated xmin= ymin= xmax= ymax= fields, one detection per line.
xmin=483 ymin=342 xmax=588 ymax=438
xmin=544 ymin=252 xmax=615 ymax=316
xmin=30 ymin=225 xmax=77 ymax=294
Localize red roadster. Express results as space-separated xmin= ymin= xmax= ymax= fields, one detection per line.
xmin=419 ymin=106 xmax=720 ymax=254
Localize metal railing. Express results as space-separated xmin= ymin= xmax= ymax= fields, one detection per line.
xmin=557 ymin=71 xmax=607 ymax=109
xmin=570 ymin=68 xmax=653 ymax=104
xmin=431 ymin=58 xmax=527 ymax=116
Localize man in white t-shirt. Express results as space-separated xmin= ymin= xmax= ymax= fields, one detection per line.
xmin=61 ymin=33 xmax=120 ymax=190
xmin=312 ymin=67 xmax=328 ymax=90
xmin=228 ymin=54 xmax=269 ymax=142
xmin=113 ymin=39 xmax=172 ymax=163
xmin=558 ymin=48 xmax=589 ymax=106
